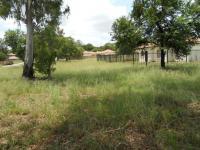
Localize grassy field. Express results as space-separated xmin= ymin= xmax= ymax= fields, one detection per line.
xmin=0 ymin=59 xmax=200 ymax=149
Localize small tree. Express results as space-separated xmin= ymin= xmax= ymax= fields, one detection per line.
xmin=102 ymin=43 xmax=116 ymax=51
xmin=34 ymin=26 xmax=58 ymax=78
xmin=57 ymin=36 xmax=82 ymax=61
xmin=0 ymin=52 xmax=7 ymax=61
xmin=111 ymin=16 xmax=142 ymax=55
xmin=72 ymin=46 xmax=84 ymax=59
xmin=83 ymin=43 xmax=95 ymax=51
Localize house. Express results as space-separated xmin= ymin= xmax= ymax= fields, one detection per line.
xmin=8 ymin=53 xmax=19 ymax=60
xmin=97 ymin=49 xmax=116 ymax=56
xmin=83 ymin=49 xmax=116 ymax=59
xmin=188 ymin=39 xmax=200 ymax=62
xmin=134 ymin=39 xmax=200 ymax=63
xmin=83 ymin=51 xmax=97 ymax=58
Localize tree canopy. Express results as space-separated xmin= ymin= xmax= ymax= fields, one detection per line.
xmin=132 ymin=0 xmax=199 ymax=67
xmin=0 ymin=0 xmax=69 ymax=27
xmin=0 ymin=38 xmax=7 ymax=61
xmin=4 ymin=29 xmax=26 ymax=60
xmin=0 ymin=0 xmax=69 ymax=79
xmin=111 ymin=16 xmax=142 ymax=55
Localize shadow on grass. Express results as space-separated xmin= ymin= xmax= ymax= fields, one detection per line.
xmin=36 ymin=75 xmax=200 ymax=149
xmin=165 ymin=63 xmax=199 ymax=75
xmin=2 ymin=63 xmax=200 ymax=149
xmin=37 ymin=90 xmax=157 ymax=150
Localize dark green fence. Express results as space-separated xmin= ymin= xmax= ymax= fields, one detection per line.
xmin=97 ymin=54 xmax=134 ymax=62
xmin=97 ymin=49 xmax=200 ymax=63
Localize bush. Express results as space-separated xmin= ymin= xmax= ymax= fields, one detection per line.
xmin=0 ymin=52 xmax=7 ymax=61
xmin=34 ymin=42 xmax=56 ymax=78
xmin=34 ymin=26 xmax=58 ymax=78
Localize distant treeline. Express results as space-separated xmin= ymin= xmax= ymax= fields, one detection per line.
xmin=0 ymin=29 xmax=116 ymax=62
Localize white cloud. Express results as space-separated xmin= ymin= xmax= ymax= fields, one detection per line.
xmin=0 ymin=0 xmax=129 ymax=46
xmin=0 ymin=19 xmax=26 ymax=38
xmin=61 ymin=0 xmax=129 ymax=46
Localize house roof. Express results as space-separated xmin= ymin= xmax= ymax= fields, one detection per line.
xmin=196 ymin=38 xmax=200 ymax=44
xmin=8 ymin=53 xmax=16 ymax=56
xmin=8 ymin=56 xmax=19 ymax=60
xmin=137 ymin=43 xmax=157 ymax=49
xmin=97 ymin=49 xmax=116 ymax=55
xmin=83 ymin=51 xmax=97 ymax=57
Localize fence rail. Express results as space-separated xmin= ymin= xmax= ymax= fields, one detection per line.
xmin=97 ymin=54 xmax=133 ymax=62
xmin=97 ymin=49 xmax=200 ymax=64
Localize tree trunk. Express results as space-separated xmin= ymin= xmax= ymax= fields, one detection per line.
xmin=22 ymin=0 xmax=34 ymax=79
xmin=161 ymin=48 xmax=165 ymax=68
xmin=167 ymin=49 xmax=169 ymax=63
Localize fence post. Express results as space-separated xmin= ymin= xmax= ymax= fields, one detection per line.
xmin=167 ymin=49 xmax=169 ymax=63
xmin=109 ymin=55 xmax=111 ymax=62
xmin=145 ymin=51 xmax=148 ymax=66
xmin=186 ymin=54 xmax=188 ymax=63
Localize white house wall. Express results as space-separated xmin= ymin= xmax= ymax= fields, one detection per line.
xmin=136 ymin=43 xmax=200 ymax=63
xmin=188 ymin=44 xmax=200 ymax=62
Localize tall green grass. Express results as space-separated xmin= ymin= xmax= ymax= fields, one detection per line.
xmin=0 ymin=59 xmax=200 ymax=149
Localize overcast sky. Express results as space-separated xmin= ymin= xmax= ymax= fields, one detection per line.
xmin=0 ymin=0 xmax=132 ymax=46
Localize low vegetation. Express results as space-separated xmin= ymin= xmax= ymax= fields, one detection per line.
xmin=0 ymin=59 xmax=200 ymax=149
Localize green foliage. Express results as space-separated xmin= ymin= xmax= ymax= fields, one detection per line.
xmin=132 ymin=0 xmax=199 ymax=57
xmin=34 ymin=26 xmax=58 ymax=78
xmin=0 ymin=38 xmax=7 ymax=54
xmin=0 ymin=0 xmax=70 ymax=78
xmin=187 ymin=0 xmax=200 ymax=38
xmin=101 ymin=43 xmax=116 ymax=51
xmin=0 ymin=38 xmax=7 ymax=61
xmin=74 ymin=46 xmax=84 ymax=59
xmin=57 ymin=36 xmax=84 ymax=60
xmin=0 ymin=51 xmax=7 ymax=61
xmin=81 ymin=43 xmax=116 ymax=52
xmin=112 ymin=16 xmax=142 ymax=54
xmin=4 ymin=29 xmax=25 ymax=61
xmin=0 ymin=0 xmax=69 ymax=27
xmin=83 ymin=43 xmax=95 ymax=51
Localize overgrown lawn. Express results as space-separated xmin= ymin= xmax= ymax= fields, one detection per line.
xmin=0 ymin=59 xmax=200 ymax=149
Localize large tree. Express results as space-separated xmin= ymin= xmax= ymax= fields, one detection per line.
xmin=132 ymin=0 xmax=199 ymax=68
xmin=111 ymin=16 xmax=142 ymax=55
xmin=0 ymin=0 xmax=69 ymax=79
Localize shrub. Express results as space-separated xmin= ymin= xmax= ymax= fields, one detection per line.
xmin=0 ymin=52 xmax=7 ymax=61
xmin=34 ymin=26 xmax=58 ymax=78
xmin=34 ymin=42 xmax=56 ymax=78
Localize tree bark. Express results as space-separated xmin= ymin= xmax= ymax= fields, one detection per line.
xmin=156 ymin=21 xmax=166 ymax=68
xmin=161 ymin=48 xmax=165 ymax=68
xmin=22 ymin=0 xmax=34 ymax=79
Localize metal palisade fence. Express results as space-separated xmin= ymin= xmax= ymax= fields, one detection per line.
xmin=97 ymin=49 xmax=200 ymax=64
